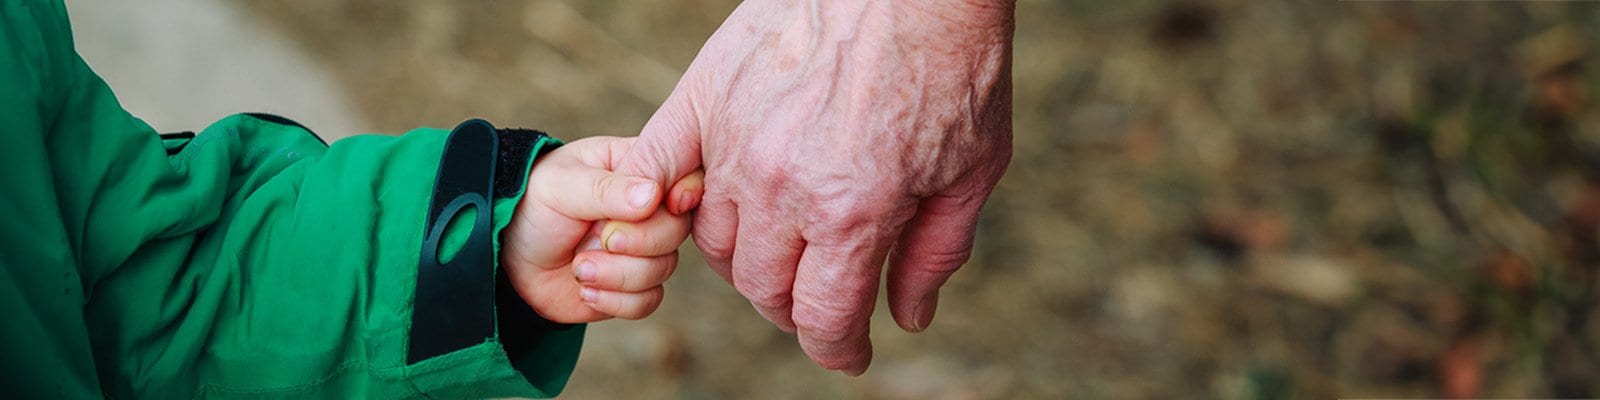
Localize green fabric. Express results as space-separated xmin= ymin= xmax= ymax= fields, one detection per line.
xmin=0 ymin=0 xmax=584 ymax=398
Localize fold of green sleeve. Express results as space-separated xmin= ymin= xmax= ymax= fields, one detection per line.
xmin=0 ymin=0 xmax=584 ymax=398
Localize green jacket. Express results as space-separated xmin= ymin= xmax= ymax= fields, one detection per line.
xmin=0 ymin=0 xmax=584 ymax=398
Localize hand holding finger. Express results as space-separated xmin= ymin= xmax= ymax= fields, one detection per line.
xmin=574 ymin=250 xmax=678 ymax=292
xmin=530 ymin=136 xmax=661 ymax=222
xmin=581 ymin=286 xmax=665 ymax=320
xmin=599 ymin=206 xmax=693 ymax=257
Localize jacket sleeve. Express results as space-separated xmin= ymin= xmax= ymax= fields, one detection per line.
xmin=0 ymin=1 xmax=583 ymax=398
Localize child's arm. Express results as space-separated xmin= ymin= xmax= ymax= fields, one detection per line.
xmin=0 ymin=2 xmax=692 ymax=397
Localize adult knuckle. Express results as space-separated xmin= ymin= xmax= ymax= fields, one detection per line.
xmin=743 ymin=154 xmax=796 ymax=189
xmin=747 ymin=288 xmax=791 ymax=312
xmin=693 ymin=229 xmax=735 ymax=260
xmin=792 ymin=297 xmax=860 ymax=344
xmin=905 ymin=244 xmax=973 ymax=274
xmin=811 ymin=355 xmax=857 ymax=371
xmin=825 ymin=205 xmax=878 ymax=232
xmin=798 ymin=318 xmax=855 ymax=345
xmin=638 ymin=144 xmax=678 ymax=180
xmin=817 ymin=190 xmax=907 ymax=229
xmin=735 ymin=279 xmax=791 ymax=312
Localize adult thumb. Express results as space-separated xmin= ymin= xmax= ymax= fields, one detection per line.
xmin=618 ymin=87 xmax=703 ymax=193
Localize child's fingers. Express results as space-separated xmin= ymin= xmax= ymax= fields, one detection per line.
xmin=505 ymin=200 xmax=590 ymax=270
xmin=600 ymin=207 xmax=692 ymax=257
xmin=533 ymin=159 xmax=660 ymax=222
xmin=580 ymin=286 xmax=665 ymax=320
xmin=503 ymin=257 xmax=612 ymax=324
xmin=574 ymin=250 xmax=678 ymax=292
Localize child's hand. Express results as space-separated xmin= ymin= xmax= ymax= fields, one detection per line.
xmin=500 ymin=136 xmax=704 ymax=324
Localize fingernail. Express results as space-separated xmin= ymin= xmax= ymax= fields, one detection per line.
xmin=672 ymin=191 xmax=692 ymax=215
xmin=912 ymin=291 xmax=941 ymax=332
xmin=581 ymin=287 xmax=598 ymax=303
xmin=842 ymin=364 xmax=868 ymax=377
xmin=576 ymin=261 xmax=596 ymax=283
xmin=604 ymin=229 xmax=627 ymax=253
xmin=680 ymin=189 xmax=702 ymax=213
xmin=628 ymin=182 xmax=657 ymax=209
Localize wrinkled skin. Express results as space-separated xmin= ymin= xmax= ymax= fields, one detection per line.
xmin=618 ymin=0 xmax=1015 ymax=375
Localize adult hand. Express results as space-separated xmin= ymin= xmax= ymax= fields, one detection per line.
xmin=618 ymin=0 xmax=1015 ymax=375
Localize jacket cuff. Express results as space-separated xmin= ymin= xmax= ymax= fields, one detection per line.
xmin=406 ymin=119 xmax=582 ymax=398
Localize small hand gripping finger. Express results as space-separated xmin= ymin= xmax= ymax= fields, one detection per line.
xmin=580 ymin=285 xmax=666 ymax=320
xmin=573 ymin=250 xmax=679 ymax=293
xmin=599 ymin=207 xmax=692 ymax=257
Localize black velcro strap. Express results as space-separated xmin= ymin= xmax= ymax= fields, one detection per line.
xmin=490 ymin=128 xmax=574 ymax=362
xmin=408 ymin=120 xmax=568 ymax=365
xmin=493 ymin=128 xmax=560 ymax=199
xmin=409 ymin=117 xmax=572 ymax=363
xmin=409 ymin=119 xmax=502 ymax=364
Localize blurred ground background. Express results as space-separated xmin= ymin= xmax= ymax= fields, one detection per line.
xmin=70 ymin=0 xmax=1600 ymax=398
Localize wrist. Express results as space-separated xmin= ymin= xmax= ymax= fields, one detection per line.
xmin=850 ymin=0 xmax=1012 ymax=61
xmin=900 ymin=0 xmax=1016 ymax=35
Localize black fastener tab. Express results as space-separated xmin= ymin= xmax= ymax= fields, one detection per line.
xmin=409 ymin=119 xmax=500 ymax=364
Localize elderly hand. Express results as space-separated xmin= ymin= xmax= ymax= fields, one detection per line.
xmin=617 ymin=0 xmax=1015 ymax=375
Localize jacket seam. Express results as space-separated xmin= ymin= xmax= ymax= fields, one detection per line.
xmin=190 ymin=359 xmax=369 ymax=398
